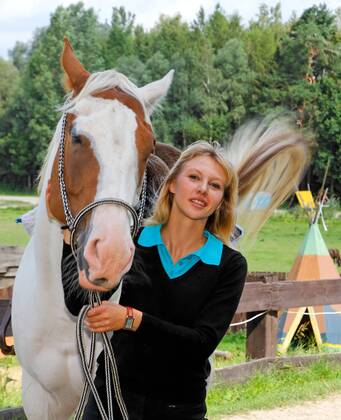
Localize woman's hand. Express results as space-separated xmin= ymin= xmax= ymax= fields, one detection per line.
xmin=85 ymin=301 xmax=126 ymax=333
xmin=85 ymin=301 xmax=143 ymax=333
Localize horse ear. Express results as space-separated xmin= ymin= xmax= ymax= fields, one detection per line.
xmin=138 ymin=70 xmax=174 ymax=115
xmin=61 ymin=37 xmax=90 ymax=94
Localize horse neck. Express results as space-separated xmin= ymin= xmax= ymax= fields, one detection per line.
xmin=31 ymin=119 xmax=65 ymax=302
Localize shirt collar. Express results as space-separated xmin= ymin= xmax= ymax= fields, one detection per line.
xmin=138 ymin=224 xmax=223 ymax=266
xmin=138 ymin=224 xmax=164 ymax=247
xmin=194 ymin=230 xmax=223 ymax=265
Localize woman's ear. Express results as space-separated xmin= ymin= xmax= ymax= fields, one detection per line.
xmin=169 ymin=179 xmax=176 ymax=194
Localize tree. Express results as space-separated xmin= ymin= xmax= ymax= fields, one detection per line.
xmin=0 ymin=59 xmax=19 ymax=117
xmin=276 ymin=5 xmax=341 ymax=194
xmin=8 ymin=41 xmax=30 ymax=72
xmin=205 ymin=4 xmax=243 ymax=51
xmin=313 ymin=75 xmax=341 ymax=196
xmin=213 ymin=39 xmax=252 ymax=136
xmin=104 ymin=7 xmax=135 ymax=68
xmin=0 ymin=3 xmax=105 ymax=187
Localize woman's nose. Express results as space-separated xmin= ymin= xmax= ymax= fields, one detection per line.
xmin=197 ymin=180 xmax=208 ymax=194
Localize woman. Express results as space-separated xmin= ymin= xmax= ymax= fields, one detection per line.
xmin=63 ymin=141 xmax=247 ymax=419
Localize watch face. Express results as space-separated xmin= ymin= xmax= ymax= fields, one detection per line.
xmin=125 ymin=317 xmax=134 ymax=329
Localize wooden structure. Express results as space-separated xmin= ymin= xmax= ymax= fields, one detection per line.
xmin=236 ymin=273 xmax=341 ymax=359
xmin=1 ymin=266 xmax=341 ymax=360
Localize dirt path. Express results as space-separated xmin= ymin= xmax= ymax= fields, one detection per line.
xmin=0 ymin=195 xmax=38 ymax=205
xmin=221 ymin=393 xmax=341 ymax=419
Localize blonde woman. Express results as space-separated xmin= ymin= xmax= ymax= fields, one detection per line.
xmin=65 ymin=141 xmax=247 ymax=419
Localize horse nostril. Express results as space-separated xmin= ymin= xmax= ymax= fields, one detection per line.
xmin=92 ymin=278 xmax=108 ymax=286
xmin=92 ymin=239 xmax=100 ymax=259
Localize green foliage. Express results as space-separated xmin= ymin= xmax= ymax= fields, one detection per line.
xmin=0 ymin=357 xmax=22 ymax=409
xmin=207 ymin=360 xmax=341 ymax=418
xmin=104 ymin=7 xmax=135 ymax=68
xmin=0 ymin=59 xmax=19 ymax=118
xmin=0 ymin=2 xmax=340 ymax=197
xmin=313 ymin=75 xmax=341 ymax=195
xmin=0 ymin=3 xmax=105 ymax=187
xmin=8 ymin=41 xmax=29 ymax=72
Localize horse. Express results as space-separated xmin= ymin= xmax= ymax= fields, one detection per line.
xmin=12 ymin=37 xmax=314 ymax=419
xmin=12 ymin=37 xmax=175 ymax=419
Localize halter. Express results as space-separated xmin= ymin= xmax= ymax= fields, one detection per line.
xmin=57 ymin=109 xmax=147 ymax=257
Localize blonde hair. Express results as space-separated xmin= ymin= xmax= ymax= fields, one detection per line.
xmin=147 ymin=141 xmax=238 ymax=244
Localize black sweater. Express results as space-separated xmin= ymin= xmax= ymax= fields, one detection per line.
xmin=62 ymin=234 xmax=247 ymax=404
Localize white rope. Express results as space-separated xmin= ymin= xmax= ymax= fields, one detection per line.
xmin=74 ymin=292 xmax=129 ymax=420
xmin=229 ymin=311 xmax=268 ymax=326
xmin=287 ymin=310 xmax=341 ymax=315
xmin=229 ymin=308 xmax=341 ymax=328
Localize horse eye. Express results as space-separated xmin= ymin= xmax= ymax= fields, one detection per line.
xmin=72 ymin=134 xmax=82 ymax=145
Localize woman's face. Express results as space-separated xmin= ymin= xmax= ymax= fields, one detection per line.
xmin=169 ymin=155 xmax=226 ymax=222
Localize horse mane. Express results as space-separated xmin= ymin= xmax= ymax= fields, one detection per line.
xmin=37 ymin=118 xmax=63 ymax=193
xmin=145 ymin=153 xmax=170 ymax=217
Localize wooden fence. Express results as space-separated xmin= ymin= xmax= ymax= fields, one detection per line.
xmin=1 ymin=266 xmax=340 ymax=357
xmin=234 ymin=272 xmax=341 ymax=359
xmin=0 ymin=263 xmax=340 ymax=420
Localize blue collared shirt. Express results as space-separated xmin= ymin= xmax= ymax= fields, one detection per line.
xmin=137 ymin=224 xmax=223 ymax=279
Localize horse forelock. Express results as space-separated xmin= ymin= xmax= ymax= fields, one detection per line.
xmin=60 ymin=70 xmax=149 ymax=123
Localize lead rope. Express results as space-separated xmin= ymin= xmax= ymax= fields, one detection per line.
xmin=74 ymin=292 xmax=129 ymax=420
xmin=74 ymin=174 xmax=147 ymax=420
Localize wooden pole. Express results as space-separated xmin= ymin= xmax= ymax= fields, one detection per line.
xmin=246 ymin=310 xmax=278 ymax=359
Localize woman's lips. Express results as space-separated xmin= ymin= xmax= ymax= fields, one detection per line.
xmin=190 ymin=198 xmax=207 ymax=208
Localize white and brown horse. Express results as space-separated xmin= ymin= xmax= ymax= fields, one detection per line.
xmin=12 ymin=37 xmax=314 ymax=420
xmin=12 ymin=38 xmax=174 ymax=419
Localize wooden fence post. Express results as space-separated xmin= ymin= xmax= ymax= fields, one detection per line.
xmin=246 ymin=310 xmax=278 ymax=359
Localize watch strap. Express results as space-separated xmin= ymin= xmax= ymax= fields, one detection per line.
xmin=124 ymin=306 xmax=135 ymax=330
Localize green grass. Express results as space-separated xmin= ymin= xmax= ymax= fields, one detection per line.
xmin=0 ymin=206 xmax=33 ymax=246
xmin=1 ymin=207 xmax=340 ymax=270
xmin=0 ymin=385 xmax=21 ymax=409
xmin=246 ymin=213 xmax=341 ymax=273
xmin=0 ymin=357 xmax=22 ymax=409
xmin=0 ymin=184 xmax=37 ymax=196
xmin=207 ymin=360 xmax=341 ymax=418
xmin=215 ymin=331 xmax=340 ymax=369
xmin=0 ymin=205 xmax=340 ymax=273
xmin=215 ymin=332 xmax=247 ymax=367
xmin=0 ymin=357 xmax=20 ymax=368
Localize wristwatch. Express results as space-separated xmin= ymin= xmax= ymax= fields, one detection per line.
xmin=123 ymin=306 xmax=135 ymax=330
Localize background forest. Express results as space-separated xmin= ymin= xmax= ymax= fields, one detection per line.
xmin=0 ymin=2 xmax=340 ymax=198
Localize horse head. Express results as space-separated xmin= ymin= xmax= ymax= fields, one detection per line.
xmin=47 ymin=37 xmax=174 ymax=291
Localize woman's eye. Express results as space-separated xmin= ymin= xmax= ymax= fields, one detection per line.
xmin=189 ymin=174 xmax=199 ymax=180
xmin=210 ymin=183 xmax=221 ymax=190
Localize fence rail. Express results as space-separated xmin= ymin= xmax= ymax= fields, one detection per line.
xmin=0 ymin=265 xmax=340 ymax=361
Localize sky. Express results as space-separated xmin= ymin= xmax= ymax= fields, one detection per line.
xmin=1 ymin=0 xmax=340 ymax=59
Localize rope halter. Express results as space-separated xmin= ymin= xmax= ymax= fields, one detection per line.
xmin=57 ymin=108 xmax=147 ymax=258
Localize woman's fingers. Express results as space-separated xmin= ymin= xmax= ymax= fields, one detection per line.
xmin=87 ymin=302 xmax=117 ymax=317
xmin=87 ymin=305 xmax=108 ymax=317
xmin=85 ymin=319 xmax=110 ymax=329
xmin=84 ymin=303 xmax=125 ymax=331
